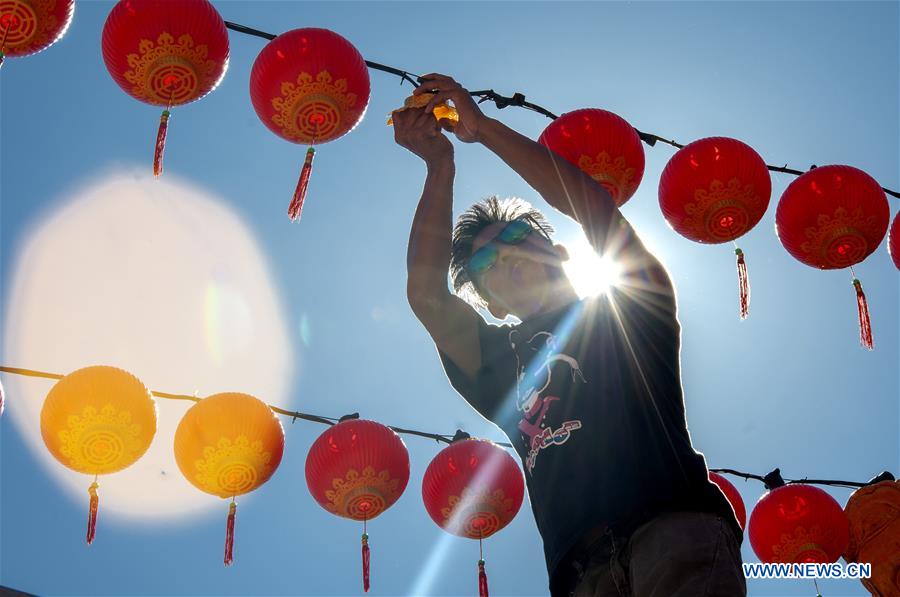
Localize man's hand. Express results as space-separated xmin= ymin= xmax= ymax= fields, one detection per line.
xmin=414 ymin=73 xmax=487 ymax=143
xmin=392 ymin=105 xmax=454 ymax=165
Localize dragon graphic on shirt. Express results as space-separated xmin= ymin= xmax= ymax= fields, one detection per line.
xmin=509 ymin=329 xmax=586 ymax=474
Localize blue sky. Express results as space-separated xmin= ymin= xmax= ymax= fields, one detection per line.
xmin=1 ymin=2 xmax=897 ymax=596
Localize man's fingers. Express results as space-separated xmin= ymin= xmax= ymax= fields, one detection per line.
xmin=392 ymin=108 xmax=421 ymax=130
xmin=424 ymin=90 xmax=455 ymax=113
xmin=418 ymin=73 xmax=454 ymax=85
xmin=413 ymin=107 xmax=434 ymax=129
xmin=437 ymin=118 xmax=456 ymax=133
xmin=415 ymin=75 xmax=459 ymax=95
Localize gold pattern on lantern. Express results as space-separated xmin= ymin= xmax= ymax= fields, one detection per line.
xmin=800 ymin=206 xmax=878 ymax=268
xmin=685 ymin=178 xmax=759 ymax=242
xmin=194 ymin=435 xmax=273 ymax=498
xmin=271 ymin=71 xmax=358 ymax=143
xmin=441 ymin=487 xmax=515 ymax=538
xmin=57 ymin=403 xmax=144 ymax=474
xmin=770 ymin=525 xmax=830 ymax=563
xmin=577 ymin=152 xmax=636 ymax=205
xmin=325 ymin=466 xmax=400 ymax=519
xmin=125 ymin=32 xmax=216 ymax=105
xmin=0 ymin=0 xmax=58 ymax=53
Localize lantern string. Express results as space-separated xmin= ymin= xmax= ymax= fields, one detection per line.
xmin=0 ymin=365 xmax=891 ymax=487
xmin=0 ymin=20 xmax=11 ymax=56
xmin=0 ymin=20 xmax=12 ymax=70
xmin=219 ymin=21 xmax=900 ymax=199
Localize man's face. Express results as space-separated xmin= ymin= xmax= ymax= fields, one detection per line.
xmin=469 ymin=221 xmax=567 ymax=317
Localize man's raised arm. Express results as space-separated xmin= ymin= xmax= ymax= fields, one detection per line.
xmin=417 ymin=74 xmax=674 ymax=300
xmin=392 ymin=107 xmax=483 ymax=381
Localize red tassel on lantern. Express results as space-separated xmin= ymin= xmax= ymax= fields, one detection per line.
xmin=736 ymin=248 xmax=750 ymax=320
xmin=478 ymin=559 xmax=489 ymax=597
xmin=852 ymin=279 xmax=873 ymax=350
xmin=289 ymin=147 xmax=316 ymax=222
xmin=86 ymin=480 xmax=100 ymax=545
xmin=361 ymin=532 xmax=370 ymax=592
xmin=0 ymin=23 xmax=8 ymax=71
xmin=153 ymin=109 xmax=171 ymax=177
xmin=224 ymin=500 xmax=236 ymax=566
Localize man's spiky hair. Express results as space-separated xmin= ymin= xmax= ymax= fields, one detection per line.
xmin=450 ymin=196 xmax=554 ymax=308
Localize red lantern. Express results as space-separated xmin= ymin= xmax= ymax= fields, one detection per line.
xmin=250 ymin=28 xmax=370 ymax=221
xmin=888 ymin=211 xmax=900 ymax=270
xmin=422 ymin=438 xmax=524 ymax=597
xmin=776 ymin=165 xmax=889 ymax=349
xmin=709 ymin=472 xmax=747 ymax=530
xmin=749 ymin=484 xmax=849 ymax=564
xmin=306 ymin=419 xmax=409 ymax=593
xmin=102 ymin=0 xmax=229 ymax=176
xmin=0 ymin=0 xmax=74 ymax=68
xmin=659 ymin=137 xmax=772 ymax=318
xmin=538 ymin=108 xmax=645 ymax=207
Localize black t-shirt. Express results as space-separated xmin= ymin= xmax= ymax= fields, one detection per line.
xmin=437 ymin=285 xmax=743 ymax=589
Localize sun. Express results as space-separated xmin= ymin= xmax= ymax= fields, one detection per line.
xmin=562 ymin=238 xmax=624 ymax=298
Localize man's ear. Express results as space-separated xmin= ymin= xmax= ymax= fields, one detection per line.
xmin=554 ymin=244 xmax=570 ymax=262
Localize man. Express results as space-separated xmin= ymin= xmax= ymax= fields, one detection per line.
xmin=393 ymin=73 xmax=745 ymax=597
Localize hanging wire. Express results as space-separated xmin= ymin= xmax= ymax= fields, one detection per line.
xmin=223 ymin=20 xmax=899 ymax=200
xmin=3 ymin=365 xmax=893 ymax=485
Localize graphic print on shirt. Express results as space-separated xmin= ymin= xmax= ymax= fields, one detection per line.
xmin=509 ymin=329 xmax=587 ymax=474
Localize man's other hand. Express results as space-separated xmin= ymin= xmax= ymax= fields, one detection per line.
xmin=392 ymin=106 xmax=454 ymax=165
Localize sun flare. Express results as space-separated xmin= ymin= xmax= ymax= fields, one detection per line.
xmin=562 ymin=239 xmax=624 ymax=298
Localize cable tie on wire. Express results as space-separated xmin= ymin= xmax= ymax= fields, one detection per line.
xmin=763 ymin=468 xmax=786 ymax=490
xmin=450 ymin=429 xmax=471 ymax=443
xmin=339 ymin=412 xmax=361 ymax=423
xmin=867 ymin=471 xmax=895 ymax=485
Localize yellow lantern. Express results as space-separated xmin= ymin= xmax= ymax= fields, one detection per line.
xmin=174 ymin=392 xmax=284 ymax=566
xmin=40 ymin=365 xmax=157 ymax=544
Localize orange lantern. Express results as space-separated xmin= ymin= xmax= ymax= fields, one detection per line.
xmin=538 ymin=108 xmax=645 ymax=207
xmin=174 ymin=392 xmax=284 ymax=566
xmin=0 ymin=0 xmax=74 ymax=69
xmin=306 ymin=418 xmax=410 ymax=592
xmin=250 ymin=28 xmax=371 ymax=221
xmin=776 ymin=165 xmax=889 ymax=349
xmin=101 ymin=0 xmax=230 ymax=176
xmin=843 ymin=479 xmax=899 ymax=596
xmin=422 ymin=437 xmax=525 ymax=597
xmin=40 ymin=365 xmax=157 ymax=544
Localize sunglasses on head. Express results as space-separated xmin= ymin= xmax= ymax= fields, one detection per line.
xmin=467 ymin=218 xmax=550 ymax=276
